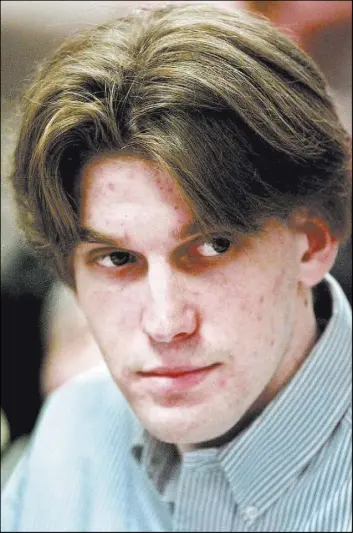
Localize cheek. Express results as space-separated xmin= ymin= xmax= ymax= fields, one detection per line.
xmin=215 ymin=349 xmax=270 ymax=401
xmin=77 ymin=284 xmax=141 ymax=341
xmin=198 ymin=277 xmax=238 ymax=324
xmin=203 ymin=280 xmax=263 ymax=323
xmin=199 ymin=267 xmax=285 ymax=349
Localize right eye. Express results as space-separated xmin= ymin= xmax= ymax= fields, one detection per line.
xmin=95 ymin=251 xmax=137 ymax=268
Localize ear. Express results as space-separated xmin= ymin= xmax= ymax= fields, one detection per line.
xmin=292 ymin=216 xmax=339 ymax=288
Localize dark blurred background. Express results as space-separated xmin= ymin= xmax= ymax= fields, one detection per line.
xmin=1 ymin=1 xmax=352 ymax=448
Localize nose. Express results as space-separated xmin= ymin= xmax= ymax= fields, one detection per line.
xmin=141 ymin=260 xmax=198 ymax=344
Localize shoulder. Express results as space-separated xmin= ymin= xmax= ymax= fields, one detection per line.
xmin=39 ymin=363 xmax=122 ymax=419
xmin=1 ymin=366 xmax=140 ymax=531
xmin=32 ymin=363 xmax=136 ymax=455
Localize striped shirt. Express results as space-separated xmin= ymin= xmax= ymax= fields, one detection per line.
xmin=1 ymin=273 xmax=351 ymax=532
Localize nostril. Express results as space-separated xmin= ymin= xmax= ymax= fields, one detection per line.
xmin=173 ymin=332 xmax=189 ymax=341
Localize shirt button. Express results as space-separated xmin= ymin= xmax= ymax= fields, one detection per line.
xmin=242 ymin=506 xmax=259 ymax=523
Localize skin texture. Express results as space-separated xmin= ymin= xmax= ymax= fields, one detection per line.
xmin=73 ymin=154 xmax=331 ymax=452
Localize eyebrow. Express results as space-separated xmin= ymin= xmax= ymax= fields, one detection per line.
xmin=79 ymin=227 xmax=122 ymax=246
xmin=78 ymin=220 xmax=203 ymax=247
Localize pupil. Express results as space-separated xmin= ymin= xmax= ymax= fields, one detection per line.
xmin=212 ymin=237 xmax=231 ymax=253
xmin=111 ymin=252 xmax=131 ymax=266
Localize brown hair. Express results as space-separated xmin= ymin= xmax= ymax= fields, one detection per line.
xmin=9 ymin=2 xmax=352 ymax=286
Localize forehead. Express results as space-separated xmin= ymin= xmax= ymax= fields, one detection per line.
xmin=78 ymin=154 xmax=195 ymax=241
xmin=80 ymin=154 xmax=179 ymax=200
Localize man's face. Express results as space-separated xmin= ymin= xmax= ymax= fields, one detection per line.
xmin=73 ymin=154 xmax=307 ymax=448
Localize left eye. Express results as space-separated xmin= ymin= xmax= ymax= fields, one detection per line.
xmin=96 ymin=251 xmax=136 ymax=268
xmin=197 ymin=236 xmax=231 ymax=257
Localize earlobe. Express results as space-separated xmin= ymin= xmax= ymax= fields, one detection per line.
xmin=297 ymin=218 xmax=339 ymax=288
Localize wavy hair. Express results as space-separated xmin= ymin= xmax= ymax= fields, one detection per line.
xmin=9 ymin=2 xmax=352 ymax=285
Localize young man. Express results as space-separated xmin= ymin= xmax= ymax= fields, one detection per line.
xmin=1 ymin=3 xmax=351 ymax=532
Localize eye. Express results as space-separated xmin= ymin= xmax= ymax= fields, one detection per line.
xmin=196 ymin=236 xmax=232 ymax=257
xmin=96 ymin=251 xmax=137 ymax=268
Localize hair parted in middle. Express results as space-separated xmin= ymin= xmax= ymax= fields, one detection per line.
xmin=10 ymin=2 xmax=352 ymax=285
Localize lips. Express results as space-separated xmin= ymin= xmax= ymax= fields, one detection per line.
xmin=138 ymin=363 xmax=219 ymax=377
xmin=135 ymin=363 xmax=221 ymax=395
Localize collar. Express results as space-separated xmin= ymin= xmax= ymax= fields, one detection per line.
xmin=131 ymin=274 xmax=351 ymax=517
xmin=131 ymin=423 xmax=178 ymax=496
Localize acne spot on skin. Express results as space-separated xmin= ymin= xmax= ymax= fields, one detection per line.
xmin=259 ymin=296 xmax=264 ymax=304
xmin=239 ymin=299 xmax=254 ymax=315
xmin=270 ymin=339 xmax=275 ymax=346
xmin=107 ymin=182 xmax=115 ymax=191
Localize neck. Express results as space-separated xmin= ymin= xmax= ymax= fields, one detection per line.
xmin=250 ymin=284 xmax=319 ymax=421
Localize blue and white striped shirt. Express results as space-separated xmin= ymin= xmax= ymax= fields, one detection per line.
xmin=1 ymin=274 xmax=351 ymax=532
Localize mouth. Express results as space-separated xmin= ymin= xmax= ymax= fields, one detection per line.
xmin=135 ymin=363 xmax=221 ymax=394
xmin=138 ymin=363 xmax=220 ymax=377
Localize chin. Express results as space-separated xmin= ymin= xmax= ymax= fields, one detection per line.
xmin=135 ymin=401 xmax=236 ymax=448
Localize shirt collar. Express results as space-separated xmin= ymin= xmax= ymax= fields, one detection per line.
xmin=131 ymin=274 xmax=351 ymax=515
xmin=132 ymin=424 xmax=178 ymax=495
